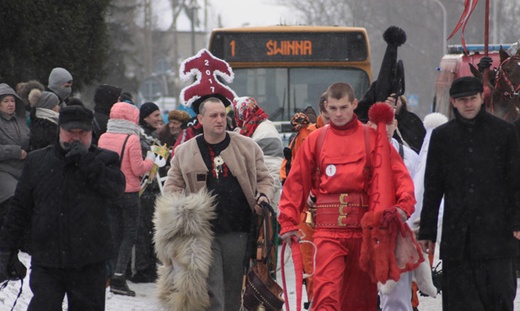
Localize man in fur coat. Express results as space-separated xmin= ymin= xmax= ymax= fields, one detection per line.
xmin=419 ymin=76 xmax=520 ymax=311
xmin=156 ymin=96 xmax=274 ymax=311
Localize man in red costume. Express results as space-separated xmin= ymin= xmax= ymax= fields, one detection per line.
xmin=278 ymin=82 xmax=415 ymax=311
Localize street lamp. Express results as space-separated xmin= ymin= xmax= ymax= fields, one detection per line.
xmin=186 ymin=1 xmax=200 ymax=56
xmin=431 ymin=0 xmax=447 ymax=55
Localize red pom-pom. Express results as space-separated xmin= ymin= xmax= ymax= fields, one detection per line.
xmin=368 ymin=102 xmax=395 ymax=124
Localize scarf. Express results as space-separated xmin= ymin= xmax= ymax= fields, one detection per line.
xmin=107 ymin=119 xmax=140 ymax=136
xmin=35 ymin=107 xmax=59 ymax=125
xmin=232 ymin=97 xmax=268 ymax=137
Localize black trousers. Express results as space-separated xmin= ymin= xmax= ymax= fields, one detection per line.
xmin=0 ymin=197 xmax=11 ymax=230
xmin=443 ymin=256 xmax=516 ymax=311
xmin=132 ymin=190 xmax=157 ymax=279
xmin=28 ymin=262 xmax=106 ymax=311
xmin=108 ymin=192 xmax=140 ymax=275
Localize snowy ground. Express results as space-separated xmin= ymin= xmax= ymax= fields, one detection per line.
xmin=2 ymin=250 xmax=520 ymax=310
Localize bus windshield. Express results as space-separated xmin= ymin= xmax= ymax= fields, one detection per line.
xmin=231 ymin=67 xmax=370 ymax=121
xmin=209 ymin=25 xmax=372 ymax=130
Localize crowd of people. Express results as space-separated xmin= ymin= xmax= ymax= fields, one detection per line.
xmin=0 ymin=67 xmax=199 ymax=309
xmin=0 ymin=45 xmax=519 ymax=311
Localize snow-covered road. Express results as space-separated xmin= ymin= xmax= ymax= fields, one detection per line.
xmin=2 ymin=251 xmax=520 ymax=310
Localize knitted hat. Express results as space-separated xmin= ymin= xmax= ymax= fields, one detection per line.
xmin=48 ymin=67 xmax=73 ymax=100
xmin=449 ymin=76 xmax=483 ymax=99
xmin=59 ymin=105 xmax=93 ymax=131
xmin=139 ymin=102 xmax=160 ymax=123
xmin=93 ymin=84 xmax=122 ymax=114
xmin=179 ymin=49 xmax=237 ymax=114
xmin=28 ymin=89 xmax=60 ymax=110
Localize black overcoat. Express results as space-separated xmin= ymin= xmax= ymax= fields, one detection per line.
xmin=419 ymin=108 xmax=520 ymax=260
xmin=0 ymin=142 xmax=125 ymax=268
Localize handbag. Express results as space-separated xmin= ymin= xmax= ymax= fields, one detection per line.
xmin=241 ymin=202 xmax=284 ymax=311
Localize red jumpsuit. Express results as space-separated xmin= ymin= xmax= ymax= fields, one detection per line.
xmin=278 ymin=116 xmax=415 ymax=311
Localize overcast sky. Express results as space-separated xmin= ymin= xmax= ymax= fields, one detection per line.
xmin=154 ymin=0 xmax=292 ymax=31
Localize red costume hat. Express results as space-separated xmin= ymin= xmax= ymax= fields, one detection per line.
xmin=179 ymin=49 xmax=237 ymax=114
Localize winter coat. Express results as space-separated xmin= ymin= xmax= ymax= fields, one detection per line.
xmin=159 ymin=132 xmax=274 ymax=310
xmin=0 ymin=142 xmax=125 ymax=268
xmin=98 ymin=103 xmax=154 ymax=193
xmin=280 ymin=124 xmax=316 ymax=183
xmin=139 ymin=121 xmax=161 ymax=156
xmin=29 ymin=115 xmax=58 ymax=151
xmin=92 ymin=85 xmax=123 ymax=145
xmin=250 ymin=120 xmax=283 ymax=206
xmin=92 ymin=112 xmax=109 ymax=146
xmin=163 ymin=131 xmax=274 ymax=211
xmin=0 ymin=84 xmax=30 ymax=204
xmin=419 ymin=108 xmax=520 ymax=261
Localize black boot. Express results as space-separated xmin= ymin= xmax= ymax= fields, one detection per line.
xmin=110 ymin=273 xmax=136 ymax=297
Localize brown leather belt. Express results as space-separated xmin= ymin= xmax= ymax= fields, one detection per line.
xmin=315 ymin=193 xmax=369 ymax=229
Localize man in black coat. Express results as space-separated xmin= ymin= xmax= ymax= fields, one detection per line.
xmin=0 ymin=105 xmax=125 ymax=311
xmin=418 ymin=76 xmax=520 ymax=311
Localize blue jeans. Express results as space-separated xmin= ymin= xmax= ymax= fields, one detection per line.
xmin=108 ymin=192 xmax=140 ymax=275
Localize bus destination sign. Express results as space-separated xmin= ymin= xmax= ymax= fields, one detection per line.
xmin=210 ymin=31 xmax=368 ymax=63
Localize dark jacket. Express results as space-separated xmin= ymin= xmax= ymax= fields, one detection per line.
xmin=419 ymin=108 xmax=520 ymax=261
xmin=394 ymin=108 xmax=426 ymax=152
xmin=92 ymin=112 xmax=109 ymax=146
xmin=29 ymin=117 xmax=58 ymax=151
xmin=0 ymin=142 xmax=125 ymax=268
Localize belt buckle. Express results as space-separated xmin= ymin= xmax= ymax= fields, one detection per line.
xmin=338 ymin=194 xmax=348 ymax=226
xmin=339 ymin=193 xmax=349 ymax=205
xmin=337 ymin=215 xmax=347 ymax=226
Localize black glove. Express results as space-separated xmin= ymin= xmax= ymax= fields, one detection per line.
xmin=477 ymin=56 xmax=493 ymax=72
xmin=65 ymin=140 xmax=89 ymax=163
xmin=0 ymin=250 xmax=27 ymax=283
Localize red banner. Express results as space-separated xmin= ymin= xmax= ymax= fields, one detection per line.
xmin=447 ymin=0 xmax=479 ymax=52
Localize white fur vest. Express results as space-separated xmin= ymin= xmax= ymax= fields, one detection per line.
xmin=153 ymin=189 xmax=217 ymax=311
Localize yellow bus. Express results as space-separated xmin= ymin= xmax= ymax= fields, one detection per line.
xmin=208 ymin=25 xmax=372 ymax=127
